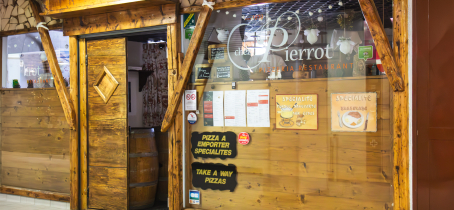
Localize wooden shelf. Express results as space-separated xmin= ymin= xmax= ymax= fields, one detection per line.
xmin=189 ymin=75 xmax=387 ymax=86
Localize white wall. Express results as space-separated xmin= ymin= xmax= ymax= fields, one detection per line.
xmin=128 ymin=71 xmax=144 ymax=127
xmin=127 ymin=41 xmax=145 ymax=127
xmin=127 ymin=41 xmax=144 ymax=67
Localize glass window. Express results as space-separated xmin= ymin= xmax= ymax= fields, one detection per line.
xmin=2 ymin=30 xmax=70 ymax=88
xmin=182 ymin=0 xmax=394 ymax=209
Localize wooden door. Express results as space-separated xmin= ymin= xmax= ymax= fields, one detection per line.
xmin=86 ymin=38 xmax=128 ymax=209
xmin=414 ymin=0 xmax=454 ymax=209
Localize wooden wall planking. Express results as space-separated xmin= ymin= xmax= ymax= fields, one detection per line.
xmin=186 ymin=76 xmax=393 ymax=209
xmin=1 ymin=88 xmax=70 ymax=194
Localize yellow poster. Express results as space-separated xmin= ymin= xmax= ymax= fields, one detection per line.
xmin=331 ymin=93 xmax=377 ymax=132
xmin=275 ymin=94 xmax=318 ymax=130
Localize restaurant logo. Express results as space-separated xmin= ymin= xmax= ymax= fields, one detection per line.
xmin=227 ymin=11 xmax=334 ymax=71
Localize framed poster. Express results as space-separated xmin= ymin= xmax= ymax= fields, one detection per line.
xmin=195 ymin=64 xmax=212 ymax=83
xmin=275 ymin=94 xmax=318 ymax=130
xmin=331 ymin=92 xmax=377 ymax=132
xmin=212 ymin=63 xmax=233 ymax=81
xmin=208 ymin=44 xmax=227 ymax=63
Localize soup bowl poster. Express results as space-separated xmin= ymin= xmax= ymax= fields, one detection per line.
xmin=331 ymin=93 xmax=377 ymax=132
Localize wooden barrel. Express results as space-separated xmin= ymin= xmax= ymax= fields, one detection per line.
xmin=129 ymin=128 xmax=159 ymax=209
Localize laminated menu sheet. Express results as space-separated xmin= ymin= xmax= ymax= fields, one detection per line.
xmin=203 ymin=91 xmax=224 ymax=126
xmin=247 ymin=90 xmax=270 ymax=127
xmin=224 ymin=90 xmax=246 ymax=127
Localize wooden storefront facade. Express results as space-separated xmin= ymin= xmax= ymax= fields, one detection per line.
xmin=0 ymin=0 xmax=413 ymax=210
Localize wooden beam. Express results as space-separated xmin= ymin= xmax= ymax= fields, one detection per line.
xmin=1 ymin=186 xmax=70 ymax=202
xmin=69 ymin=36 xmax=79 ymax=210
xmin=41 ymin=0 xmax=178 ymax=19
xmin=30 ymin=0 xmax=76 ymax=130
xmin=161 ymin=0 xmax=215 ymax=132
xmin=79 ymin=38 xmax=88 ymax=210
xmin=0 ymin=23 xmax=63 ymax=37
xmin=181 ymin=0 xmax=298 ymax=14
xmin=63 ymin=4 xmax=176 ymax=36
xmin=359 ymin=0 xmax=404 ymax=92
xmin=392 ymin=0 xmax=409 ymax=209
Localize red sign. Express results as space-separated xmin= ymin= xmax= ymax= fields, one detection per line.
xmin=238 ymin=132 xmax=250 ymax=145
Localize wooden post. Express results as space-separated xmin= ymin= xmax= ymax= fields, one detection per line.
xmin=69 ymin=36 xmax=79 ymax=210
xmin=392 ymin=0 xmax=409 ymax=209
xmin=29 ymin=0 xmax=76 ymax=129
xmin=161 ymin=0 xmax=215 ymax=132
xmin=79 ymin=38 xmax=88 ymax=210
xmin=359 ymin=0 xmax=404 ymax=92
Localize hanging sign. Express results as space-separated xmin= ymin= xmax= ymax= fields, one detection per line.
xmin=185 ymin=90 xmax=197 ymax=111
xmin=192 ymin=162 xmax=237 ymax=192
xmin=183 ymin=13 xmax=195 ymax=29
xmin=331 ymin=92 xmax=377 ymax=132
xmin=191 ymin=132 xmax=237 ymax=159
xmin=358 ymin=46 xmax=374 ymax=61
xmin=238 ymin=132 xmax=250 ymax=145
xmin=276 ymin=94 xmax=318 ymax=130
xmin=189 ymin=190 xmax=200 ymax=205
xmin=188 ymin=112 xmax=197 ymax=124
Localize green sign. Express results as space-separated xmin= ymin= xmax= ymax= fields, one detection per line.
xmin=358 ymin=46 xmax=373 ymax=61
xmin=185 ymin=28 xmax=194 ymax=40
xmin=184 ymin=13 xmax=195 ymax=29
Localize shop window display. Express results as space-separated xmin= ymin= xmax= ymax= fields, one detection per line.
xmin=2 ymin=30 xmax=70 ymax=88
xmin=182 ymin=0 xmax=394 ymax=209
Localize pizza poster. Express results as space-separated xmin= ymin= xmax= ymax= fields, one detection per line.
xmin=331 ymin=93 xmax=377 ymax=132
xmin=275 ymin=94 xmax=318 ymax=130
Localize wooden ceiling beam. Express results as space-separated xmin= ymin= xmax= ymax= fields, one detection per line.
xmin=359 ymin=0 xmax=405 ymax=92
xmin=41 ymin=0 xmax=178 ymax=19
xmin=161 ymin=0 xmax=216 ymax=132
xmin=63 ymin=4 xmax=176 ymax=36
xmin=30 ymin=0 xmax=76 ymax=130
xmin=181 ymin=0 xmax=298 ymax=14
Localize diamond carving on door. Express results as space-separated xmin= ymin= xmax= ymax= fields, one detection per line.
xmin=93 ymin=66 xmax=119 ymax=103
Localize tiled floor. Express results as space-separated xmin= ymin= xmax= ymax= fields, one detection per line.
xmin=0 ymin=194 xmax=69 ymax=210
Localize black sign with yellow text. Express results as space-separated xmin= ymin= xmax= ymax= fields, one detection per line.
xmin=192 ymin=162 xmax=237 ymax=192
xmin=191 ymin=132 xmax=237 ymax=159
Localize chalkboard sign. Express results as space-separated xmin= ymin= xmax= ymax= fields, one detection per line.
xmin=216 ymin=66 xmax=231 ymax=78
xmin=198 ymin=67 xmax=211 ymax=79
xmin=192 ymin=162 xmax=237 ymax=192
xmin=195 ymin=64 xmax=212 ymax=83
xmin=208 ymin=44 xmax=227 ymax=63
xmin=191 ymin=132 xmax=237 ymax=159
xmin=211 ymin=48 xmax=225 ymax=60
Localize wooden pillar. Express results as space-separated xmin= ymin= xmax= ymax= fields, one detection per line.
xmin=167 ymin=20 xmax=183 ymax=210
xmin=79 ymin=38 xmax=88 ymax=210
xmin=29 ymin=0 xmax=76 ymax=129
xmin=69 ymin=36 xmax=79 ymax=210
xmin=393 ymin=0 xmax=409 ymax=209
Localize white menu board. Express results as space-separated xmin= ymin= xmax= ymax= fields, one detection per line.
xmin=224 ymin=90 xmax=246 ymax=127
xmin=247 ymin=90 xmax=270 ymax=127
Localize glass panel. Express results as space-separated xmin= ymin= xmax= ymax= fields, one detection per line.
xmin=182 ymin=0 xmax=394 ymax=209
xmin=3 ymin=31 xmax=70 ymax=88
